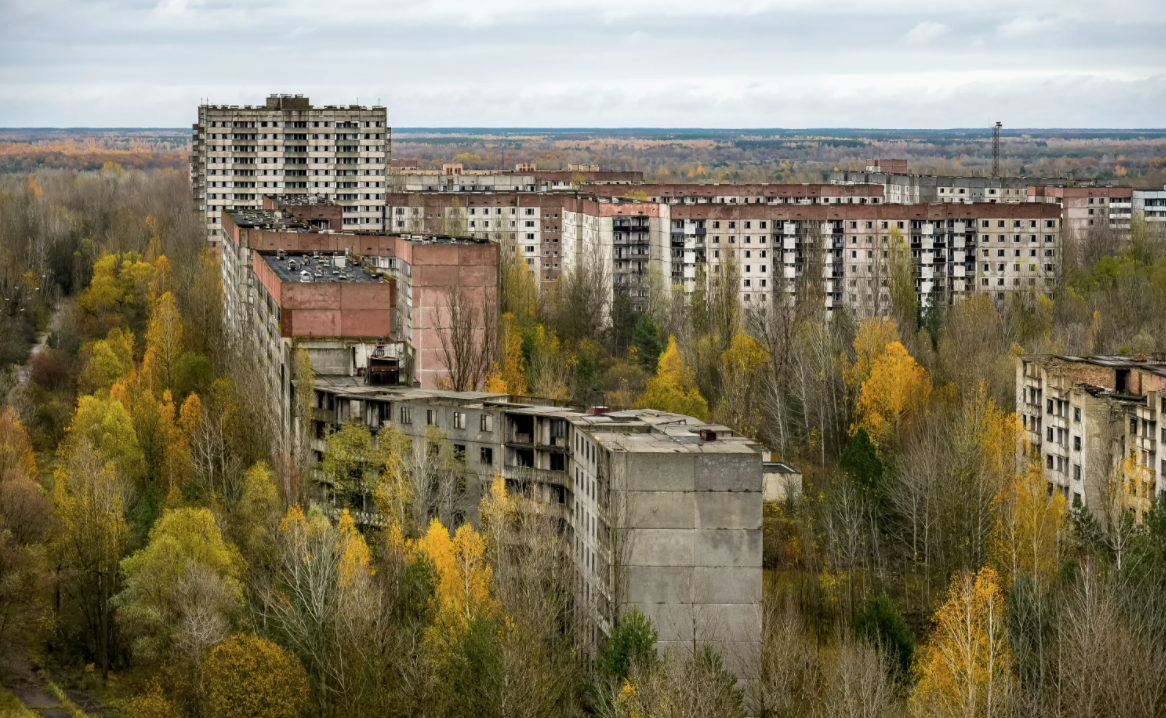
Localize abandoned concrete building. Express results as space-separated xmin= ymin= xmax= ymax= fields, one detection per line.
xmin=304 ymin=380 xmax=764 ymax=677
xmin=1017 ymin=354 xmax=1166 ymax=523
xmin=218 ymin=197 xmax=499 ymax=444
xmin=192 ymin=95 xmax=389 ymax=252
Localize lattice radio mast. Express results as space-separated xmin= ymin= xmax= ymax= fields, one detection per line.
xmin=991 ymin=121 xmax=1002 ymax=177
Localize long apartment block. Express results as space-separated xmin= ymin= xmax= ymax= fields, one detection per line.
xmin=305 ymin=381 xmax=764 ymax=677
xmin=386 ymin=190 xmax=1061 ymax=314
xmin=1017 ymin=354 xmax=1166 ymax=522
xmin=192 ymin=95 xmax=389 ymax=251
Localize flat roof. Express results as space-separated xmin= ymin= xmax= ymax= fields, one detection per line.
xmin=308 ymin=379 xmax=762 ymax=454
xmin=260 ymin=252 xmax=381 ymax=284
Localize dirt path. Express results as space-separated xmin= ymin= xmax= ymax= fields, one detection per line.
xmin=6 ymin=304 xmax=58 ymax=407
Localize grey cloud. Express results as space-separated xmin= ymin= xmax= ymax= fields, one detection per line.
xmin=0 ymin=0 xmax=1163 ymax=126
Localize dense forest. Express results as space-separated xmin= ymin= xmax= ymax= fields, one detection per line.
xmin=1 ymin=166 xmax=1166 ymax=718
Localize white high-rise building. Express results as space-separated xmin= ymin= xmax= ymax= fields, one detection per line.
xmin=191 ymin=94 xmax=389 ymax=252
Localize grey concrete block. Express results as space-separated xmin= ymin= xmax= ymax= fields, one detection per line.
xmin=626 ymin=453 xmax=696 ymax=491
xmin=695 ymin=453 xmax=761 ymax=492
xmin=695 ymin=492 xmax=762 ymax=530
xmin=627 ymin=529 xmax=694 ymax=566
xmin=695 ymin=603 xmax=763 ymax=644
xmin=629 ymin=491 xmax=695 ymax=529
xmin=637 ymin=602 xmax=697 ymax=642
xmin=624 ymin=566 xmax=694 ymax=604
xmin=694 ymin=529 xmax=762 ymax=568
xmin=693 ymin=567 xmax=762 ymax=604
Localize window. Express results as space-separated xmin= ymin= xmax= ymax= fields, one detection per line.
xmin=1074 ymin=465 xmax=1082 ymax=482
xmin=480 ymin=414 xmax=494 ymax=432
xmin=426 ymin=409 xmax=437 ymax=426
xmin=453 ymin=444 xmax=466 ymax=462
xmin=1074 ymin=407 xmax=1081 ymax=422
xmin=399 ymin=406 xmax=412 ymax=424
xmin=453 ymin=411 xmax=466 ymax=429
xmin=1073 ymin=436 xmax=1081 ymax=451
xmin=480 ymin=447 xmax=494 ymax=465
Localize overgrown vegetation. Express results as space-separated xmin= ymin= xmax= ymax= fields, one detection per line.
xmin=2 ymin=166 xmax=1166 ymax=717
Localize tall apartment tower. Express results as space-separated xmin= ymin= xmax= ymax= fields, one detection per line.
xmin=191 ymin=94 xmax=389 ymax=251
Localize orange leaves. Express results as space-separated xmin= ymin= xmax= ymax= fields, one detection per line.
xmin=338 ymin=509 xmax=373 ymax=587
xmin=844 ymin=318 xmax=901 ymax=390
xmin=410 ymin=518 xmax=494 ymax=646
xmin=855 ymin=341 xmax=932 ymax=447
xmin=912 ymin=568 xmax=1015 ymax=718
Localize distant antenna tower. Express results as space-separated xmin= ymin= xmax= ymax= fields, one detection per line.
xmin=991 ymin=121 xmax=1002 ymax=177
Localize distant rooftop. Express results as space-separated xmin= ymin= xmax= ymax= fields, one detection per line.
xmin=260 ymin=252 xmax=381 ymax=285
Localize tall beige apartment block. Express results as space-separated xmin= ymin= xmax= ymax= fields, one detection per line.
xmin=191 ymin=94 xmax=389 ymax=252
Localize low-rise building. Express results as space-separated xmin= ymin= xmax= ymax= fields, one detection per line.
xmin=1017 ymin=354 xmax=1166 ymax=522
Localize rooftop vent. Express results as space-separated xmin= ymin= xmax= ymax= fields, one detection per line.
xmin=587 ymin=406 xmax=610 ymax=416
xmin=699 ymin=428 xmax=717 ymax=442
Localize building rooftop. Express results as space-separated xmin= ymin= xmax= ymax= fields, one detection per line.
xmin=260 ymin=252 xmax=381 ymax=284
xmin=307 ymin=378 xmax=763 ymax=454
xmin=1031 ymin=354 xmax=1166 ymax=378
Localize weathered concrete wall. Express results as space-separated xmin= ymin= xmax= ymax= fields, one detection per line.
xmin=618 ymin=450 xmax=762 ymax=680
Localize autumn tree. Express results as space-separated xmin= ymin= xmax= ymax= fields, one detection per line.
xmin=990 ymin=456 xmax=1067 ymax=589
xmin=484 ymin=312 xmax=527 ymax=395
xmin=912 ymin=567 xmax=1015 ymax=718
xmin=321 ymin=420 xmax=381 ymax=512
xmin=266 ymin=506 xmax=389 ymax=716
xmin=715 ymin=332 xmax=770 ymax=438
xmin=205 ymin=634 xmax=309 ymax=718
xmin=634 ymin=335 xmax=710 ymax=421
xmin=855 ymin=341 xmax=932 ymax=447
xmin=117 ymin=507 xmax=244 ymax=665
xmin=67 ymin=394 xmax=145 ymax=481
xmin=144 ymin=290 xmax=183 ymax=394
xmin=52 ymin=441 xmax=132 ymax=680
xmin=409 ymin=517 xmax=493 ymax=652
xmin=78 ymin=327 xmax=136 ymax=395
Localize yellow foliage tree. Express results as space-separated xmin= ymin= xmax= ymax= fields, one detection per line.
xmin=989 ymin=453 xmax=1066 ymax=589
xmin=145 ymin=291 xmax=183 ymax=394
xmin=156 ymin=391 xmax=193 ymax=492
xmin=78 ymin=252 xmax=152 ymax=318
xmin=410 ymin=518 xmax=494 ymax=648
xmin=855 ymin=341 xmax=931 ymax=446
xmin=844 ymin=318 xmax=901 ymax=389
xmin=633 ymin=336 xmax=710 ymax=421
xmin=338 ymin=509 xmax=373 ymax=587
xmin=205 ymin=634 xmax=309 ymax=718
xmin=488 ymin=312 xmax=527 ymax=395
xmin=716 ymin=332 xmax=770 ymax=438
xmin=79 ymin=327 xmax=136 ymax=396
xmin=117 ymin=507 xmax=245 ymax=662
xmin=912 ymin=567 xmax=1015 ymax=718
xmin=67 ymin=394 xmax=145 ymax=480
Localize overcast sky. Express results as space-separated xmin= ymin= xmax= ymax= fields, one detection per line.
xmin=2 ymin=0 xmax=1164 ymax=128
